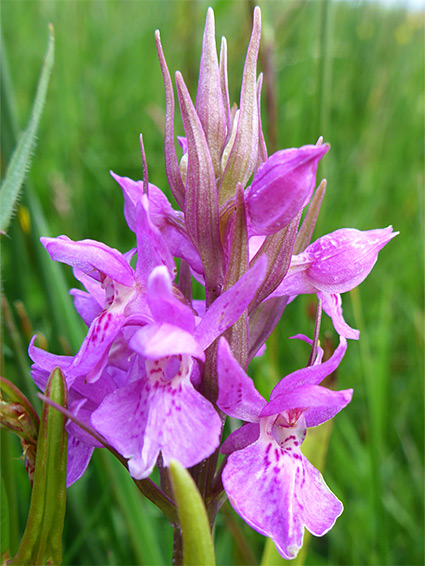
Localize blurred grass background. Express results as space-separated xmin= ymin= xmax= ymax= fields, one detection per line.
xmin=1 ymin=0 xmax=423 ymax=564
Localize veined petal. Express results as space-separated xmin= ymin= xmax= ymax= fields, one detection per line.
xmin=217 ymin=337 xmax=265 ymax=422
xmin=222 ymin=438 xmax=305 ymax=560
xmin=156 ymin=380 xmax=222 ymax=468
xmin=299 ymin=456 xmax=343 ymax=536
xmin=41 ymin=236 xmax=135 ymax=286
xmin=92 ymin=379 xmax=157 ymax=479
xmin=270 ymin=336 xmax=347 ymax=398
xmin=92 ymin=374 xmax=221 ymax=479
xmin=68 ymin=310 xmax=127 ymax=383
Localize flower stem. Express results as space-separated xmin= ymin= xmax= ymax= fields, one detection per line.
xmin=172 ymin=527 xmax=183 ymax=566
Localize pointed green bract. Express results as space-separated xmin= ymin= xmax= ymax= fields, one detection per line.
xmin=10 ymin=367 xmax=68 ymax=566
xmin=0 ymin=24 xmax=54 ymax=233
xmin=169 ymin=460 xmax=215 ymax=566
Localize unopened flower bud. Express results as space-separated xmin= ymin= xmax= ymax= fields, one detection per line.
xmin=305 ymin=226 xmax=398 ymax=294
xmin=246 ymin=144 xmax=329 ymax=236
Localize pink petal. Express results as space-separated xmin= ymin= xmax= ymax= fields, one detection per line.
xmin=194 ymin=255 xmax=267 ymax=350
xmin=270 ymin=336 xmax=347 ymax=399
xmin=68 ymin=310 xmax=126 ymax=384
xmin=306 ymin=227 xmax=397 ymax=294
xmin=222 ymin=438 xmax=305 ymax=560
xmin=246 ymin=144 xmax=329 ymax=236
xmin=40 ymin=236 xmax=134 ymax=286
xmin=319 ymin=292 xmax=360 ymax=340
xmin=299 ymin=456 xmax=343 ymax=536
xmin=217 ymin=337 xmax=264 ymax=422
xmin=70 ymin=289 xmax=103 ymax=326
xmin=147 ymin=266 xmax=195 ymax=333
xmin=92 ymin=374 xmax=221 ymax=479
xmin=66 ymin=435 xmax=95 ymax=487
xmin=260 ymin=384 xmax=353 ymax=427
xmin=221 ymin=422 xmax=260 ymax=455
xmin=130 ymin=323 xmax=205 ymax=361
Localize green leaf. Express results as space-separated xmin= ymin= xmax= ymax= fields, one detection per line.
xmin=10 ymin=367 xmax=68 ymax=566
xmin=0 ymin=24 xmax=54 ymax=233
xmin=169 ymin=460 xmax=215 ymax=566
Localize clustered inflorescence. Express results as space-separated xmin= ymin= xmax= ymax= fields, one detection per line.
xmin=28 ymin=7 xmax=396 ymax=559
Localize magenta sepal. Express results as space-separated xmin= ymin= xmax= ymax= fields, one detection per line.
xmin=112 ymin=172 xmax=203 ymax=276
xmin=270 ymin=336 xmax=347 ymax=398
xmin=40 ymin=235 xmax=134 ymax=286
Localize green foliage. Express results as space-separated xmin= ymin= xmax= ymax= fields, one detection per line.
xmin=0 ymin=25 xmax=54 ymax=233
xmin=1 ymin=1 xmax=423 ymax=565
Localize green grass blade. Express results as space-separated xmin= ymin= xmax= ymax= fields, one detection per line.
xmin=0 ymin=25 xmax=54 ymax=233
xmin=100 ymin=451 xmax=165 ymax=566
